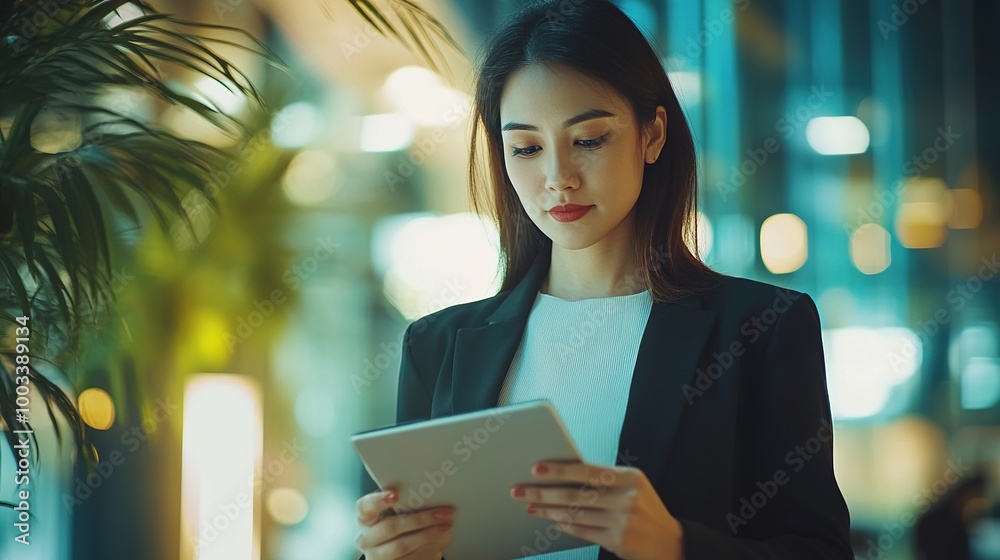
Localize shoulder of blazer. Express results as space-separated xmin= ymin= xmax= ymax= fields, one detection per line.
xmin=699 ymin=274 xmax=812 ymax=317
xmin=698 ymin=275 xmax=822 ymax=348
xmin=698 ymin=274 xmax=822 ymax=364
xmin=401 ymin=288 xmax=514 ymax=371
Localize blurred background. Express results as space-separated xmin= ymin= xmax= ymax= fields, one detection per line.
xmin=0 ymin=0 xmax=998 ymax=559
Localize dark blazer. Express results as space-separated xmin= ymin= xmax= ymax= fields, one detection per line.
xmin=359 ymin=249 xmax=852 ymax=559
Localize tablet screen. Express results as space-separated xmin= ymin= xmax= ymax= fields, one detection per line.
xmin=352 ymin=400 xmax=594 ymax=559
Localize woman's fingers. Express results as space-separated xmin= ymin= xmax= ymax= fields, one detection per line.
xmin=356 ymin=486 xmax=457 ymax=558
xmin=525 ymin=503 xmax=623 ymax=532
xmin=359 ymin=506 xmax=454 ymax=548
xmin=529 ymin=462 xmax=641 ymax=488
xmin=396 ymin=531 xmax=454 ymax=560
xmin=363 ymin=522 xmax=453 ymax=560
xmin=512 ymin=482 xmax=638 ymax=511
xmin=357 ymin=489 xmax=399 ymax=527
xmin=355 ymin=488 xmax=455 ymax=558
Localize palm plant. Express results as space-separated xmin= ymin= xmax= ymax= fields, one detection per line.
xmin=0 ymin=0 xmax=458 ymax=487
xmin=336 ymin=0 xmax=461 ymax=74
xmin=0 ymin=0 xmax=278 ymax=479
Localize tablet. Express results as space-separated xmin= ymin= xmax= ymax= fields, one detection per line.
xmin=351 ymin=399 xmax=593 ymax=559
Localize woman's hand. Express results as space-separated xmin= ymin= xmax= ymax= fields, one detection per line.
xmin=510 ymin=461 xmax=684 ymax=560
xmin=355 ymin=488 xmax=455 ymax=559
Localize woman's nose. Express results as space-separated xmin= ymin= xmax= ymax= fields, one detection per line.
xmin=544 ymin=148 xmax=581 ymax=191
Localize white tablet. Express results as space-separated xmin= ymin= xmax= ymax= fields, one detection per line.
xmin=351 ymin=399 xmax=593 ymax=559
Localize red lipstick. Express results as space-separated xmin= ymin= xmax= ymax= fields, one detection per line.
xmin=548 ymin=204 xmax=593 ymax=223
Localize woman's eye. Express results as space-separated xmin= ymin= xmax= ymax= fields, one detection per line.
xmin=510 ymin=135 xmax=606 ymax=157
xmin=511 ymin=146 xmax=540 ymax=158
xmin=577 ymin=135 xmax=608 ymax=149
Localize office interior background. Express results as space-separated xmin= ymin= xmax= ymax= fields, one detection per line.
xmin=0 ymin=0 xmax=998 ymax=558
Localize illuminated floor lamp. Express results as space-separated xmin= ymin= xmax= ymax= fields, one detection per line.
xmin=180 ymin=374 xmax=263 ymax=560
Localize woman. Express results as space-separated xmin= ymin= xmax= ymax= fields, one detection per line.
xmin=355 ymin=1 xmax=852 ymax=558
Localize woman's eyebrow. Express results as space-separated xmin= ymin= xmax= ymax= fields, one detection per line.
xmin=501 ymin=108 xmax=615 ymax=132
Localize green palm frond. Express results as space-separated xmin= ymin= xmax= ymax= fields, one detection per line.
xmin=0 ymin=0 xmax=282 ymax=478
xmin=338 ymin=0 xmax=464 ymax=74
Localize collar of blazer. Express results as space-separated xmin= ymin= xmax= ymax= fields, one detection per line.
xmin=451 ymin=248 xmax=719 ymax=479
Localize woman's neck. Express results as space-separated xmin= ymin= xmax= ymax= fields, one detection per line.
xmin=542 ymin=244 xmax=646 ymax=301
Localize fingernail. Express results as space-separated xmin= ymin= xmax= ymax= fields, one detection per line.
xmin=526 ymin=507 xmax=537 ymax=514
xmin=512 ymin=486 xmax=525 ymax=497
xmin=433 ymin=509 xmax=453 ymax=520
xmin=534 ymin=464 xmax=548 ymax=475
xmin=384 ymin=491 xmax=397 ymax=503
xmin=437 ymin=522 xmax=451 ymax=531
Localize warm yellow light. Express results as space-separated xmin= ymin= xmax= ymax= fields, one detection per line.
xmin=188 ymin=311 xmax=232 ymax=368
xmin=381 ymin=66 xmax=471 ymax=128
xmin=947 ymin=188 xmax=983 ymax=229
xmin=31 ymin=107 xmax=82 ymax=154
xmin=896 ymin=203 xmax=947 ymax=248
xmin=895 ymin=178 xmax=948 ymax=249
xmin=850 ymin=223 xmax=891 ymax=275
xmin=265 ymin=487 xmax=309 ymax=526
xmin=282 ymin=149 xmax=337 ymax=206
xmin=78 ymin=388 xmax=115 ymax=430
xmin=180 ymin=375 xmax=262 ymax=560
xmin=759 ymin=213 xmax=808 ymax=274
xmin=377 ymin=212 xmax=501 ymax=320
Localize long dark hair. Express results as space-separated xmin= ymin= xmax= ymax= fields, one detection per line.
xmin=468 ymin=0 xmax=723 ymax=302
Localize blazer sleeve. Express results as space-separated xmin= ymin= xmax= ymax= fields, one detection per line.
xmin=358 ymin=323 xmax=438 ymax=560
xmin=675 ymin=293 xmax=853 ymax=560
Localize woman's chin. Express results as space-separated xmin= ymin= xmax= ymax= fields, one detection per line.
xmin=547 ymin=234 xmax=601 ymax=252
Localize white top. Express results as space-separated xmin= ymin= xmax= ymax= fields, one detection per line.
xmin=496 ymin=288 xmax=654 ymax=560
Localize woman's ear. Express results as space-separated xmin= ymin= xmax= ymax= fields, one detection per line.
xmin=643 ymin=105 xmax=668 ymax=164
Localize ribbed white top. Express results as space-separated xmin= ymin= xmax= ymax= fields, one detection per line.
xmin=496 ymin=288 xmax=653 ymax=560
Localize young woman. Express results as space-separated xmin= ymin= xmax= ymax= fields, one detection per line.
xmin=355 ymin=1 xmax=852 ymax=559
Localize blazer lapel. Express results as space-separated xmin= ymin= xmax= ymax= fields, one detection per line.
xmin=451 ymin=250 xmax=551 ymax=416
xmin=451 ymin=249 xmax=717 ymax=480
xmin=615 ymin=294 xmax=716 ymax=480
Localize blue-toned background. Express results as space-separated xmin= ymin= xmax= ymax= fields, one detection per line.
xmin=1 ymin=1 xmax=997 ymax=559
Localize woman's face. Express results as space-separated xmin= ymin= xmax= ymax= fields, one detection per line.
xmin=499 ymin=62 xmax=664 ymax=252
